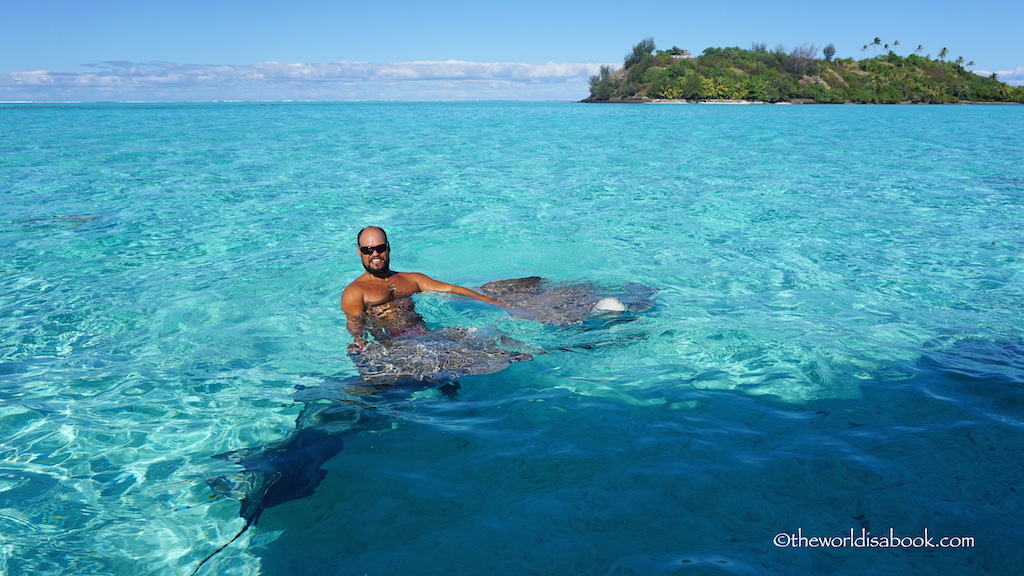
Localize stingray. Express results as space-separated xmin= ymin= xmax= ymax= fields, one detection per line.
xmin=10 ymin=214 xmax=106 ymax=230
xmin=194 ymin=429 xmax=344 ymax=569
xmin=477 ymin=276 xmax=656 ymax=326
xmin=189 ymin=398 xmax=375 ymax=575
xmin=188 ymin=277 xmax=654 ymax=574
xmin=351 ymin=325 xmax=533 ymax=383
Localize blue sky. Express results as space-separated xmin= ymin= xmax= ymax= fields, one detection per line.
xmin=2 ymin=0 xmax=1021 ymax=101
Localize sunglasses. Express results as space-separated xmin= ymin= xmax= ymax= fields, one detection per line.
xmin=359 ymin=243 xmax=389 ymax=255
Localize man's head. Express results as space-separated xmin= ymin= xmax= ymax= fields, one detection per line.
xmin=357 ymin=226 xmax=390 ymax=275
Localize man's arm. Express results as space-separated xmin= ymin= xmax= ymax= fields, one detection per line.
xmin=407 ymin=273 xmax=509 ymax=308
xmin=340 ymin=284 xmax=368 ymax=353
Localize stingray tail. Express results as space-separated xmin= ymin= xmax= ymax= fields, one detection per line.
xmin=188 ymin=517 xmax=255 ymax=576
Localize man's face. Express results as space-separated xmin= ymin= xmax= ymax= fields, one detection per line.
xmin=358 ymin=229 xmax=390 ymax=274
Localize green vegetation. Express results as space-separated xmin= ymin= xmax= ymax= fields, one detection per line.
xmin=585 ymin=38 xmax=1023 ymax=104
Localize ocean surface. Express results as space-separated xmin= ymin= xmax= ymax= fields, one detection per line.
xmin=1 ymin=101 xmax=1022 ymax=576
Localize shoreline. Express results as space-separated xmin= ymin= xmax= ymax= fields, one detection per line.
xmin=649 ymin=99 xmax=782 ymax=105
xmin=581 ymin=97 xmax=1022 ymax=105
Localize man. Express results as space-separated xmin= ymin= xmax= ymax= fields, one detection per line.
xmin=341 ymin=226 xmax=508 ymax=354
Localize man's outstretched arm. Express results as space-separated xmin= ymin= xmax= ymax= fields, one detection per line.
xmin=407 ymin=273 xmax=509 ymax=308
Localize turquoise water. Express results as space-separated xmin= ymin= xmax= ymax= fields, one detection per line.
xmin=1 ymin=101 xmax=1022 ymax=575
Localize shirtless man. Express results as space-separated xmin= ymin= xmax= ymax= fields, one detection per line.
xmin=341 ymin=226 xmax=508 ymax=354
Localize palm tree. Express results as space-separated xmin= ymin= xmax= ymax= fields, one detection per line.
xmin=916 ymin=44 xmax=923 ymax=56
xmin=939 ymin=47 xmax=948 ymax=61
xmin=872 ymin=37 xmax=882 ymax=57
xmin=862 ymin=45 xmax=869 ymax=58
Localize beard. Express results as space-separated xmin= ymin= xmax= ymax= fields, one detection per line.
xmin=363 ymin=255 xmax=390 ymax=275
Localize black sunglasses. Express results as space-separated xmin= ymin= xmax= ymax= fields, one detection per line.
xmin=359 ymin=243 xmax=389 ymax=255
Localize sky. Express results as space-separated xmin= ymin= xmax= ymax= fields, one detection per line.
xmin=2 ymin=0 xmax=1022 ymax=102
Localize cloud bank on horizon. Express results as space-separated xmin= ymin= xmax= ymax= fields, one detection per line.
xmin=3 ymin=58 xmax=1021 ymax=103
xmin=0 ymin=60 xmax=612 ymax=102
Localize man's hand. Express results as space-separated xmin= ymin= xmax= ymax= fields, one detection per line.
xmin=347 ymin=338 xmax=367 ymax=355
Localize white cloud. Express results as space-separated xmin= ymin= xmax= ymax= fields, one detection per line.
xmin=0 ymin=60 xmax=613 ymax=101
xmin=973 ymin=65 xmax=1024 ymax=86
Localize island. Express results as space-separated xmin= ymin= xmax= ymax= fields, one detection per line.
xmin=583 ymin=38 xmax=1023 ymax=104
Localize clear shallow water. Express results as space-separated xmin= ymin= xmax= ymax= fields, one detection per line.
xmin=1 ymin=101 xmax=1022 ymax=575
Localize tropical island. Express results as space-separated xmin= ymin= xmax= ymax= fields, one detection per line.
xmin=584 ymin=38 xmax=1023 ymax=104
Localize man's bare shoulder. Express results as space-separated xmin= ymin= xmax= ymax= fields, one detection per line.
xmin=341 ymin=276 xmax=371 ymax=311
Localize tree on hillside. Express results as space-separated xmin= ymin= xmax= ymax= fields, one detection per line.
xmin=624 ymin=38 xmax=657 ymax=68
xmin=939 ymin=47 xmax=948 ymax=61
xmin=587 ymin=65 xmax=617 ymax=100
xmin=823 ymin=44 xmax=836 ymax=62
xmin=623 ymin=37 xmax=657 ymax=95
xmin=785 ymin=44 xmax=820 ymax=75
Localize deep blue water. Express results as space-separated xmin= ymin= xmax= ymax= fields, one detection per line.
xmin=1 ymin=101 xmax=1022 ymax=575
